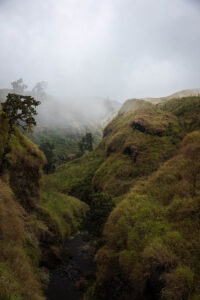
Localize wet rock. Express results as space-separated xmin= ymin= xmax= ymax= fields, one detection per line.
xmin=46 ymin=234 xmax=96 ymax=300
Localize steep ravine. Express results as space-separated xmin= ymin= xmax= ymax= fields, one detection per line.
xmin=46 ymin=234 xmax=96 ymax=300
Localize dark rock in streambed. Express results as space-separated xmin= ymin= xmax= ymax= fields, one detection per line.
xmin=46 ymin=234 xmax=96 ymax=300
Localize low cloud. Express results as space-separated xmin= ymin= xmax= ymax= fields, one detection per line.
xmin=0 ymin=0 xmax=200 ymax=101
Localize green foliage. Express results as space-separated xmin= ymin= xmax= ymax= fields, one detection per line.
xmin=79 ymin=132 xmax=94 ymax=155
xmin=161 ymin=266 xmax=194 ymax=300
xmin=1 ymin=127 xmax=46 ymax=208
xmin=29 ymin=128 xmax=102 ymax=167
xmin=7 ymin=127 xmax=46 ymax=166
xmin=2 ymin=93 xmax=40 ymax=132
xmin=0 ymin=94 xmax=40 ymax=173
xmin=84 ymin=282 xmax=99 ymax=300
xmin=94 ymin=130 xmax=200 ymax=299
xmin=39 ymin=140 xmax=56 ymax=173
xmin=39 ymin=190 xmax=88 ymax=241
xmin=0 ymin=180 xmax=45 ymax=300
xmin=0 ymin=111 xmax=9 ymax=158
xmin=92 ymin=153 xmax=134 ymax=197
xmin=43 ymin=149 xmax=104 ymax=201
xmin=92 ymin=102 xmax=180 ymax=197
xmin=160 ymin=96 xmax=200 ymax=133
xmin=81 ymin=193 xmax=115 ymax=239
xmin=30 ymin=129 xmax=81 ymax=165
xmin=0 ymin=263 xmax=23 ymax=300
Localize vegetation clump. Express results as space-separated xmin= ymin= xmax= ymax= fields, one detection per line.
xmin=0 ymin=179 xmax=45 ymax=300
xmin=81 ymin=193 xmax=115 ymax=239
xmin=1 ymin=93 xmax=40 ymax=132
xmin=78 ymin=132 xmax=94 ymax=155
xmin=39 ymin=140 xmax=56 ymax=174
xmin=0 ymin=93 xmax=40 ymax=173
xmin=43 ymin=149 xmax=104 ymax=202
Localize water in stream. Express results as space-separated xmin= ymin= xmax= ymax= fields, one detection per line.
xmin=46 ymin=235 xmax=96 ymax=300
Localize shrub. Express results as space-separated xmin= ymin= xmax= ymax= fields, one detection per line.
xmin=81 ymin=193 xmax=115 ymax=239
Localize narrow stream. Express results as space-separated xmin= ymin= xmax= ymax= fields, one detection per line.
xmin=46 ymin=235 xmax=96 ymax=300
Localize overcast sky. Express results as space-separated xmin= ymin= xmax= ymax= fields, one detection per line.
xmin=0 ymin=0 xmax=200 ymax=101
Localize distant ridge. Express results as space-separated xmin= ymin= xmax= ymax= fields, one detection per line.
xmin=142 ymin=88 xmax=200 ymax=104
xmin=119 ymin=88 xmax=200 ymax=115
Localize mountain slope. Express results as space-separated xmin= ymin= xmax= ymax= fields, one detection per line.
xmin=50 ymin=95 xmax=200 ymax=299
xmin=95 ymin=130 xmax=200 ymax=299
xmin=92 ymin=96 xmax=200 ymax=299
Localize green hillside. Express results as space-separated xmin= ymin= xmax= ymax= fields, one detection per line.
xmin=47 ymin=95 xmax=200 ymax=299
xmin=95 ymin=130 xmax=200 ymax=299
xmin=92 ymin=96 xmax=200 ymax=299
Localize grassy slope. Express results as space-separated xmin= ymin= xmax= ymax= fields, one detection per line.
xmin=87 ymin=97 xmax=200 ymax=300
xmin=95 ymin=130 xmax=200 ymax=299
xmin=92 ymin=101 xmax=181 ymax=198
xmin=39 ymin=187 xmax=87 ymax=241
xmin=43 ymin=149 xmax=104 ymax=202
xmin=0 ymin=180 xmax=45 ymax=300
xmin=94 ymin=97 xmax=200 ymax=199
xmin=0 ymin=112 xmax=87 ymax=299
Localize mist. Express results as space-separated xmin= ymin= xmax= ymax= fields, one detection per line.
xmin=35 ymin=95 xmax=120 ymax=131
xmin=0 ymin=0 xmax=200 ymax=102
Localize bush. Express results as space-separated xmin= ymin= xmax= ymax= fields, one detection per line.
xmin=81 ymin=193 xmax=115 ymax=239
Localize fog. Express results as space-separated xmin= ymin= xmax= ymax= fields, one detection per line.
xmin=0 ymin=0 xmax=200 ymax=101
xmin=35 ymin=95 xmax=120 ymax=131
